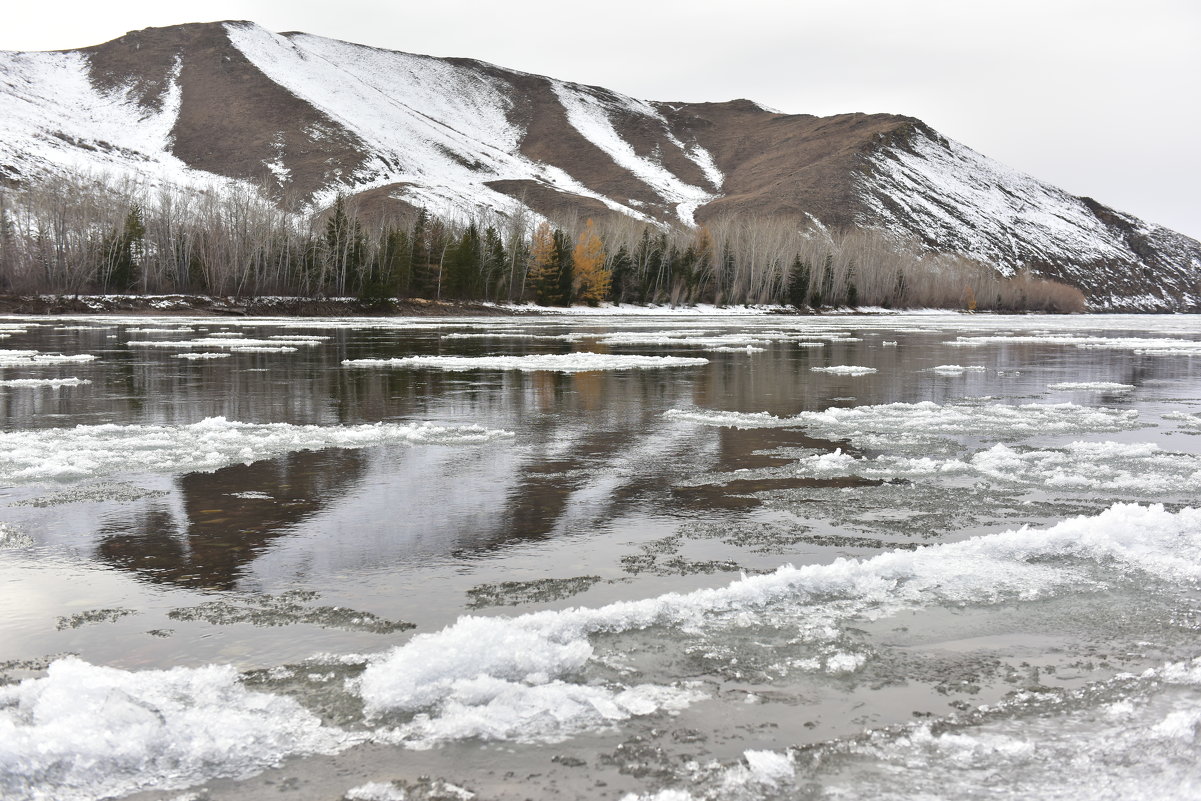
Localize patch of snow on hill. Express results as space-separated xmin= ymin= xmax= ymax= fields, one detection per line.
xmin=0 ymin=50 xmax=233 ymax=191
xmin=857 ymin=128 xmax=1129 ymax=274
xmin=224 ymin=24 xmax=650 ymax=221
xmin=551 ymin=82 xmax=716 ymax=225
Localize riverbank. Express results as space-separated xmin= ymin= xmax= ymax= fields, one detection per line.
xmin=0 ymin=294 xmax=521 ymax=317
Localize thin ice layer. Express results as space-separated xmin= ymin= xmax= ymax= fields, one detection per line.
xmin=355 ymin=504 xmax=1201 ymax=747
xmin=666 ymin=401 xmax=1140 ymax=446
xmin=818 ymin=659 xmax=1201 ymax=801
xmin=793 ymin=441 xmax=1201 ymax=494
xmin=0 ymin=417 xmax=513 ymax=482
xmin=343 ymin=353 xmax=709 ymax=372
xmin=0 ymin=657 xmax=353 ymax=801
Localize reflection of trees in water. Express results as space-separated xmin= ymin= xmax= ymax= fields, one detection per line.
xmin=95 ymin=449 xmax=366 ymax=590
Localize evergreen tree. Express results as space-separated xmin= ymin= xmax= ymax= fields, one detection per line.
xmin=444 ymin=223 xmax=481 ymax=299
xmin=608 ymin=245 xmax=632 ymax=303
xmin=553 ymin=228 xmax=574 ymax=307
xmin=482 ymin=226 xmax=507 ymax=300
xmin=787 ymin=254 xmax=811 ymax=308
xmin=409 ymin=207 xmax=434 ymax=297
xmin=323 ymin=194 xmax=365 ymax=296
xmin=102 ymin=204 xmax=146 ymax=292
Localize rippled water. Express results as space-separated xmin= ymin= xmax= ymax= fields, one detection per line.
xmin=1 ymin=311 xmax=1200 ymax=801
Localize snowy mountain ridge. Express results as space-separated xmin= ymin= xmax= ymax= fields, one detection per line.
xmin=0 ymin=20 xmax=1198 ymax=310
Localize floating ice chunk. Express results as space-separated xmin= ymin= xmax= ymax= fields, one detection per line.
xmin=442 ymin=332 xmax=577 ymax=341
xmin=125 ymin=327 xmax=195 ymax=334
xmin=742 ymin=750 xmax=796 ymax=785
xmin=129 ymin=337 xmax=321 ymax=350
xmin=175 ymin=352 xmax=231 ymax=360
xmin=343 ymin=353 xmax=709 ymax=372
xmin=0 ymin=657 xmax=353 ymax=801
xmin=819 ymin=659 xmax=1201 ymax=800
xmin=377 ymin=677 xmax=701 ymax=747
xmin=0 ymin=377 xmax=90 ymax=387
xmin=0 ymin=418 xmax=514 ymax=483
xmin=811 ymin=366 xmax=877 ymax=376
xmin=0 ymin=350 xmax=97 ymax=366
xmin=355 ymin=504 xmax=1201 ymax=747
xmin=793 ymin=441 xmax=1200 ymax=494
xmin=948 ymin=334 xmax=1201 ymax=355
xmin=666 ymin=401 xmax=1140 ymax=447
xmin=665 ymin=409 xmax=794 ymax=429
xmin=930 ymin=365 xmax=986 ymax=376
xmin=802 ymin=448 xmax=860 ymax=474
xmin=882 ymin=341 xmax=898 ymax=346
xmin=1048 ymin=382 xmax=1135 ymax=391
xmin=1165 ymin=412 xmax=1201 ymax=431
xmin=228 ymin=346 xmax=298 ymax=353
xmin=345 ymin=782 xmax=408 ymax=801
xmin=620 ymin=791 xmax=698 ymax=801
xmin=0 ymin=522 xmax=35 ymax=549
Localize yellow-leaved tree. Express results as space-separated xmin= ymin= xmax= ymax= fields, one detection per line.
xmin=572 ymin=219 xmax=609 ymax=306
xmin=527 ymin=221 xmax=559 ymax=305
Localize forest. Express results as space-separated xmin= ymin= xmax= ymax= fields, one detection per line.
xmin=0 ymin=173 xmax=1087 ymax=312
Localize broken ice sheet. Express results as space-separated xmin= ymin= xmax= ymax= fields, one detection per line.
xmin=167 ymin=591 xmax=414 ymax=633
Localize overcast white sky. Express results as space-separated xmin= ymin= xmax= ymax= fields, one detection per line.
xmin=4 ymin=0 xmax=1199 ymax=239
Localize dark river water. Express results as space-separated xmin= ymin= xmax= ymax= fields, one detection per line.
xmin=1 ymin=311 xmax=1200 ymax=801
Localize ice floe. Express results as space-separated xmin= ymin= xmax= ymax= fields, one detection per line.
xmin=0 ymin=377 xmax=90 ymax=387
xmin=810 ymin=366 xmax=877 ymax=376
xmin=666 ymin=401 xmax=1141 ymax=447
xmin=947 ymin=334 xmax=1201 ymax=356
xmin=354 ymin=504 xmax=1201 ymax=747
xmin=0 ymin=350 xmax=96 ymax=366
xmin=1048 ymin=381 xmax=1136 ymax=391
xmin=793 ymin=441 xmax=1201 ymax=494
xmin=0 ymin=417 xmax=514 ymax=482
xmin=343 ymin=353 xmax=709 ymax=372
xmin=930 ymin=365 xmax=986 ymax=376
xmin=816 ymin=658 xmax=1201 ymax=801
xmin=4 ymin=503 xmax=1200 ymax=796
xmin=0 ymin=658 xmax=354 ymax=801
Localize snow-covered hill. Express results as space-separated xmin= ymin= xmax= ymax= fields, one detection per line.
xmin=0 ymin=21 xmax=1197 ymax=310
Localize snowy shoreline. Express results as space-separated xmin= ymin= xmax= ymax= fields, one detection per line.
xmin=0 ymin=293 xmax=1077 ymax=319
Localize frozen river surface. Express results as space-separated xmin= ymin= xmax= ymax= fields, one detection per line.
xmin=1 ymin=311 xmax=1200 ymax=801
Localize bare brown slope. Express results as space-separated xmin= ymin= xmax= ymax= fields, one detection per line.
xmin=660 ymin=101 xmax=921 ymax=225
xmin=83 ymin=21 xmax=366 ymax=198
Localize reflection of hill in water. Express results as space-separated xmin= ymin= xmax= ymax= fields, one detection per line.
xmin=96 ymin=449 xmax=366 ymax=590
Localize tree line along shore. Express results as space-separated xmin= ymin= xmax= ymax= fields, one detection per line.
xmin=0 ymin=174 xmax=1087 ymax=313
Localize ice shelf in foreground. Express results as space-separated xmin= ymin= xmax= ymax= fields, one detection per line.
xmin=4 ymin=504 xmax=1201 ymax=799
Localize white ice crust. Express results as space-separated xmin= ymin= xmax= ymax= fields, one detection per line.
xmin=0 ymin=417 xmax=514 ymax=483
xmin=354 ymin=503 xmax=1201 ymax=748
xmin=665 ymin=401 xmax=1140 ymax=446
xmin=0 ymin=658 xmax=352 ymax=801
xmin=343 ymin=353 xmax=709 ymax=372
